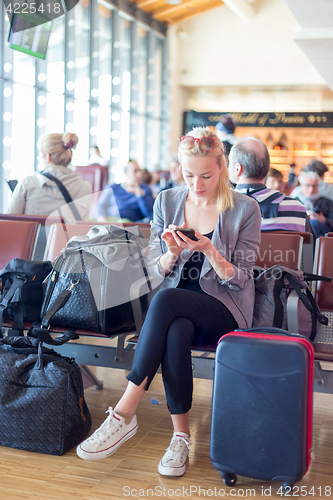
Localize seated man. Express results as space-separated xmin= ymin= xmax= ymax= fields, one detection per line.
xmin=290 ymin=159 xmax=333 ymax=202
xmin=94 ymin=159 xmax=154 ymax=222
xmin=228 ymin=137 xmax=309 ymax=233
xmin=294 ymin=171 xmax=333 ymax=237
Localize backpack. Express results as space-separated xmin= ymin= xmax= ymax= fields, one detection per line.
xmin=38 ymin=224 xmax=152 ymax=336
xmin=252 ymin=265 xmax=330 ymax=340
xmin=0 ymin=259 xmax=53 ymax=336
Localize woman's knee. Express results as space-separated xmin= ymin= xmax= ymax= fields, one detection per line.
xmin=150 ymin=288 xmax=179 ymax=308
xmin=166 ymin=318 xmax=195 ymax=348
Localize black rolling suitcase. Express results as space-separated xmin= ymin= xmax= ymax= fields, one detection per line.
xmin=210 ymin=327 xmax=314 ymax=492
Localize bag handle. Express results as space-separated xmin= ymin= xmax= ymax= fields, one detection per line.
xmin=41 ymin=172 xmax=82 ymax=221
xmin=30 ymin=326 xmax=79 ymax=346
xmin=237 ymin=326 xmax=298 ymax=337
xmin=303 ymin=272 xmax=332 ymax=283
xmin=0 ymin=275 xmax=26 ymax=337
xmin=29 ymin=282 xmax=80 ymax=345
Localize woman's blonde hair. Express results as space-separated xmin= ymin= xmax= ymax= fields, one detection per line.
xmin=178 ymin=127 xmax=234 ymax=213
xmin=39 ymin=132 xmax=78 ymax=167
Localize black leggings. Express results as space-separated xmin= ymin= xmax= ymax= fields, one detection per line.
xmin=126 ymin=288 xmax=238 ymax=414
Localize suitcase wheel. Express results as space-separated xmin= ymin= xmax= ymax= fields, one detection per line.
xmin=220 ymin=472 xmax=237 ymax=487
xmin=283 ymin=482 xmax=294 ymax=494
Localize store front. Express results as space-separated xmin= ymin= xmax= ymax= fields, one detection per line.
xmin=183 ymin=111 xmax=333 ymax=182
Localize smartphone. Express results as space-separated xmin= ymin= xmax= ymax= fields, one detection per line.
xmin=175 ymin=228 xmax=199 ymax=241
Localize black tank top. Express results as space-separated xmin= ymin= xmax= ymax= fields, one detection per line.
xmin=177 ymin=231 xmax=214 ymax=294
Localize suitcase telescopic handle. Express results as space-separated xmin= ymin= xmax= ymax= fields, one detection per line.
xmin=236 ymin=327 xmax=303 ymax=338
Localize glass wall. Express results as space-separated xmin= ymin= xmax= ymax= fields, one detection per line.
xmin=0 ymin=0 xmax=168 ymax=211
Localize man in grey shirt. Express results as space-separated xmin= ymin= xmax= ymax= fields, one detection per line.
xmin=290 ymin=159 xmax=333 ymax=202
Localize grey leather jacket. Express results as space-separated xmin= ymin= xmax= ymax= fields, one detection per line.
xmin=147 ymin=185 xmax=261 ymax=329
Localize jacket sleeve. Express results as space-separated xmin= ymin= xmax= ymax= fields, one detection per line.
xmin=217 ymin=199 xmax=262 ymax=291
xmin=146 ymin=192 xmax=166 ymax=282
xmin=5 ymin=181 xmax=26 ymax=214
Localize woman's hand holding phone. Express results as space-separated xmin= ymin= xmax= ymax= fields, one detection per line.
xmin=174 ymin=227 xmax=199 ymax=241
xmin=163 ymin=224 xmax=211 ymax=253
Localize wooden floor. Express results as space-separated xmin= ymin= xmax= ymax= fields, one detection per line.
xmin=1 ymin=366 xmax=333 ymax=500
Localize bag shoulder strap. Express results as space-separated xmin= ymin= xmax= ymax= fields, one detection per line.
xmin=284 ymin=272 xmax=328 ymax=341
xmin=41 ymin=172 xmax=82 ymax=221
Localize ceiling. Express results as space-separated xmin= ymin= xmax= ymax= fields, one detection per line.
xmin=283 ymin=0 xmax=333 ymax=93
xmin=128 ymin=0 xmax=223 ymax=25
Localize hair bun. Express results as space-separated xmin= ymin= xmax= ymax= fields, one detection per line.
xmin=62 ymin=132 xmax=78 ymax=150
xmin=64 ymin=140 xmax=74 ymax=149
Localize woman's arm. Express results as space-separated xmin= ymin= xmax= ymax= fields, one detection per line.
xmin=172 ymin=229 xmax=234 ymax=281
xmin=172 ymin=198 xmax=261 ymax=289
xmin=147 ymin=192 xmax=184 ymax=276
xmin=202 ymin=242 xmax=234 ymax=281
xmin=220 ymin=200 xmax=261 ymax=289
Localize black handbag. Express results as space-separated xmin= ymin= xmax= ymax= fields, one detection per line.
xmin=0 ymin=335 xmax=91 ymax=455
xmin=0 ymin=258 xmax=53 ymax=336
xmin=40 ymin=224 xmax=152 ymax=336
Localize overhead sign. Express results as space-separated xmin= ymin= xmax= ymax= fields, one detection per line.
xmin=183 ymin=111 xmax=333 ymax=132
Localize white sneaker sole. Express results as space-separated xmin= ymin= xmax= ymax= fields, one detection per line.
xmin=158 ymin=460 xmax=187 ymax=477
xmin=76 ymin=423 xmax=138 ymax=460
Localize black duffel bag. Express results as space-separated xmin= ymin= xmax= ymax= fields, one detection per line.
xmin=0 ymin=259 xmax=53 ymax=336
xmin=39 ymin=224 xmax=152 ymax=336
xmin=0 ymin=335 xmax=91 ymax=455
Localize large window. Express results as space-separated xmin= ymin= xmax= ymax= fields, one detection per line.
xmin=0 ymin=1 xmax=168 ymax=211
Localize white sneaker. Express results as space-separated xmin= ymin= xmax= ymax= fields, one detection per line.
xmin=76 ymin=407 xmax=138 ymax=460
xmin=158 ymin=432 xmax=191 ymax=477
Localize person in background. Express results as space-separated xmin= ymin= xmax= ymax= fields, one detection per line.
xmin=141 ymin=169 xmax=153 ymax=187
xmin=265 ymin=168 xmax=283 ymax=192
xmin=295 ymin=170 xmax=333 ymax=237
xmin=141 ymin=169 xmax=160 ymax=199
xmin=290 ymin=159 xmax=333 ymax=202
xmin=215 ymin=114 xmax=238 ymax=145
xmin=88 ymin=145 xmax=109 ymax=167
xmin=228 ymin=136 xmax=311 ymax=233
xmin=77 ymin=126 xmax=261 ymax=476
xmin=221 ymin=140 xmax=233 ymax=168
xmin=149 ymin=164 xmax=162 ymax=196
xmin=5 ymin=132 xmax=92 ymax=221
xmin=287 ymin=163 xmax=298 ymax=191
xmin=94 ymin=159 xmax=154 ymax=222
xmin=161 ymin=153 xmax=185 ymax=191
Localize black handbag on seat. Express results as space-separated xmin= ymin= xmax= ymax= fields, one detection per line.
xmin=0 ymin=258 xmax=53 ymax=336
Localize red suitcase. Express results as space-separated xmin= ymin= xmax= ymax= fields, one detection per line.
xmin=210 ymin=327 xmax=314 ymax=493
